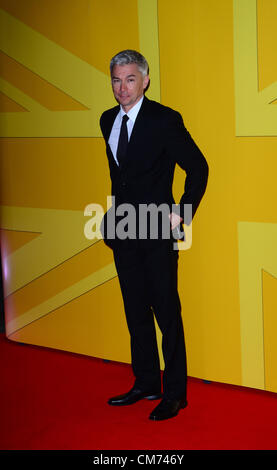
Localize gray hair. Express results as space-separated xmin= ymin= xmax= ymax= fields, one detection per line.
xmin=110 ymin=50 xmax=149 ymax=77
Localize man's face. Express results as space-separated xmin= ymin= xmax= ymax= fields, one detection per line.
xmin=111 ymin=63 xmax=149 ymax=112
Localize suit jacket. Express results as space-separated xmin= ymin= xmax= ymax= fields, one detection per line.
xmin=100 ymin=96 xmax=208 ymax=246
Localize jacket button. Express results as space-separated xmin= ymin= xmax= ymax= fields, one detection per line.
xmin=121 ymin=182 xmax=127 ymax=188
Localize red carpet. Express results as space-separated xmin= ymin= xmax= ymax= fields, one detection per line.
xmin=1 ymin=333 xmax=277 ymax=450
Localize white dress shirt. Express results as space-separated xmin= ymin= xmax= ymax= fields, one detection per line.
xmin=108 ymin=96 xmax=144 ymax=165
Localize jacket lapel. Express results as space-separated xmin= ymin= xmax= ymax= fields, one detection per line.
xmin=102 ymin=97 xmax=150 ymax=172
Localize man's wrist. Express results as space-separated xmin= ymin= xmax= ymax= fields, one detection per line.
xmin=169 ymin=212 xmax=183 ymax=230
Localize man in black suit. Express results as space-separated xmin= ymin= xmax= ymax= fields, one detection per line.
xmin=100 ymin=50 xmax=208 ymax=420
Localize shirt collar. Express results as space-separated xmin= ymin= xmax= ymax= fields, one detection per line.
xmin=120 ymin=95 xmax=144 ymax=123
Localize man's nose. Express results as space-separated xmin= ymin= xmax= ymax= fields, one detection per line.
xmin=120 ymin=81 xmax=127 ymax=91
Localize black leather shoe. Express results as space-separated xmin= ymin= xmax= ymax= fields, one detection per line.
xmin=108 ymin=387 xmax=162 ymax=406
xmin=149 ymin=397 xmax=187 ymax=420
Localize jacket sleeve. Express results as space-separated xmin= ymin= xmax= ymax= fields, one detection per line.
xmin=164 ymin=110 xmax=209 ymax=224
xmin=99 ymin=112 xmax=106 ymax=140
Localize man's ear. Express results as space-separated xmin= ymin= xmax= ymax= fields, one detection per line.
xmin=143 ymin=75 xmax=150 ymax=91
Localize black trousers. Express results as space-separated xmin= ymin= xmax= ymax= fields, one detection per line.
xmin=113 ymin=238 xmax=187 ymax=401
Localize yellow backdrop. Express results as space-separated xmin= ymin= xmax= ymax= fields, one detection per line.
xmin=0 ymin=0 xmax=277 ymax=392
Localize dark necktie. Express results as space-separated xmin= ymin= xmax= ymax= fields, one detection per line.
xmin=116 ymin=114 xmax=129 ymax=166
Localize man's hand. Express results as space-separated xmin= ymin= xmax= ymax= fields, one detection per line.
xmin=169 ymin=212 xmax=183 ymax=230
